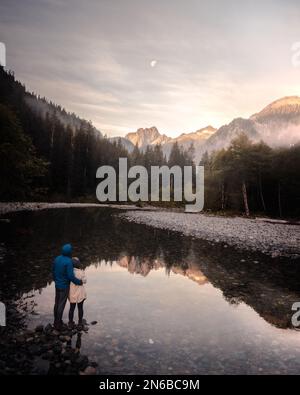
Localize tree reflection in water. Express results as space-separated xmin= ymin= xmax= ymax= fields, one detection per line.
xmin=1 ymin=208 xmax=299 ymax=330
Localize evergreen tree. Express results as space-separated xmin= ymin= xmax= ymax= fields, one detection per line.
xmin=0 ymin=104 xmax=47 ymax=200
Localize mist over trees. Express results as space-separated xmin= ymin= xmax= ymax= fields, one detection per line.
xmin=0 ymin=67 xmax=192 ymax=202
xmin=201 ymin=133 xmax=300 ymax=218
xmin=0 ymin=67 xmax=299 ymax=217
xmin=0 ymin=67 xmax=128 ymax=200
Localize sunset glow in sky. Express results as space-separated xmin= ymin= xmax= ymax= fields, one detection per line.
xmin=0 ymin=0 xmax=300 ymax=137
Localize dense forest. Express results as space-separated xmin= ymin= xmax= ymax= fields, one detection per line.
xmin=0 ymin=67 xmax=299 ymax=217
xmin=201 ymin=134 xmax=300 ymax=218
xmin=0 ymin=67 xmax=193 ymax=200
xmin=0 ymin=67 xmax=126 ymax=200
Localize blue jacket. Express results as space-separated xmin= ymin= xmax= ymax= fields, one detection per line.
xmin=53 ymin=244 xmax=82 ymax=289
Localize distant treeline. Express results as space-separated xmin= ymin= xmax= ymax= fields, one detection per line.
xmin=0 ymin=67 xmax=299 ymax=217
xmin=201 ymin=134 xmax=300 ymax=218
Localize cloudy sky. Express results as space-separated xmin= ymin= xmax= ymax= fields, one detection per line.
xmin=0 ymin=0 xmax=300 ymax=137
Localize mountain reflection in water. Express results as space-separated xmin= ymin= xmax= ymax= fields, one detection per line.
xmin=1 ymin=208 xmax=300 ymax=374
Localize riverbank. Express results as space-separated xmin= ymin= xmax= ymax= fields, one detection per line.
xmin=1 ymin=203 xmax=299 ymax=259
xmin=0 ymin=308 xmax=98 ymax=375
xmin=0 ymin=202 xmax=145 ymax=216
xmin=120 ymin=211 xmax=300 ymax=258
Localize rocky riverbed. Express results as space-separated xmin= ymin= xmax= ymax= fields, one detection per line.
xmin=120 ymin=211 xmax=300 ymax=258
xmin=0 ymin=202 xmax=144 ymax=216
xmin=0 ymin=300 xmax=98 ymax=375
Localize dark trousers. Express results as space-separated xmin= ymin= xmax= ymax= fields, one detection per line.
xmin=69 ymin=300 xmax=85 ymax=324
xmin=54 ymin=287 xmax=69 ymax=327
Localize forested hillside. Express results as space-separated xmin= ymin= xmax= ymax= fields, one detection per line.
xmin=0 ymin=67 xmax=193 ymax=201
xmin=0 ymin=67 xmax=128 ymax=199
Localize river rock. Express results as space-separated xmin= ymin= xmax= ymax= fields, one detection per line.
xmin=76 ymin=355 xmax=89 ymax=370
xmin=35 ymin=325 xmax=44 ymax=333
xmin=79 ymin=366 xmax=97 ymax=375
xmin=44 ymin=324 xmax=52 ymax=333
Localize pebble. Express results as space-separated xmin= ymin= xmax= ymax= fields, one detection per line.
xmin=80 ymin=366 xmax=97 ymax=375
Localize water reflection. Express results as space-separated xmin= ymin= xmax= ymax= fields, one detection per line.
xmin=1 ymin=208 xmax=300 ymax=374
xmin=0 ymin=208 xmax=299 ymax=329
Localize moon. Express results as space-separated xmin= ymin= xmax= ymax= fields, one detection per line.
xmin=150 ymin=60 xmax=157 ymax=68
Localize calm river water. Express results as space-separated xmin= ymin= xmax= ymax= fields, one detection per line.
xmin=1 ymin=207 xmax=300 ymax=374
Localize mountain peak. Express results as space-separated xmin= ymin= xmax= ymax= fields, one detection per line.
xmin=267 ymin=96 xmax=300 ymax=108
xmin=126 ymin=126 xmax=159 ymax=138
xmin=135 ymin=126 xmax=159 ymax=136
xmin=195 ymin=125 xmax=217 ymax=136
xmin=125 ymin=127 xmax=170 ymax=148
xmin=251 ymin=96 xmax=300 ymax=121
xmin=175 ymin=126 xmax=216 ymax=143
xmin=198 ymin=125 xmax=216 ymax=132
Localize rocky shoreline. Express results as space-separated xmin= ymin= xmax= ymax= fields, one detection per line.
xmin=120 ymin=211 xmax=300 ymax=259
xmin=0 ymin=300 xmax=98 ymax=375
xmin=0 ymin=202 xmax=144 ymax=216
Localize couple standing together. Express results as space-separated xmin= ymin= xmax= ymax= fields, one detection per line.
xmin=53 ymin=244 xmax=87 ymax=330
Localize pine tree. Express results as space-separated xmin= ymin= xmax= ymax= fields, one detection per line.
xmin=0 ymin=104 xmax=47 ymax=199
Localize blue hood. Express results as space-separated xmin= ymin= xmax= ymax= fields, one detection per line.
xmin=62 ymin=243 xmax=72 ymax=257
xmin=53 ymin=243 xmax=82 ymax=289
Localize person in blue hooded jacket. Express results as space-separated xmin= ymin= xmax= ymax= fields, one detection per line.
xmin=53 ymin=243 xmax=82 ymax=330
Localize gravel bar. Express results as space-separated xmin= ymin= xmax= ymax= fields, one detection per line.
xmin=0 ymin=202 xmax=148 ymax=216
xmin=120 ymin=211 xmax=300 ymax=258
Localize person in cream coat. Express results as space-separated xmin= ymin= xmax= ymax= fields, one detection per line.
xmin=68 ymin=257 xmax=87 ymax=329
